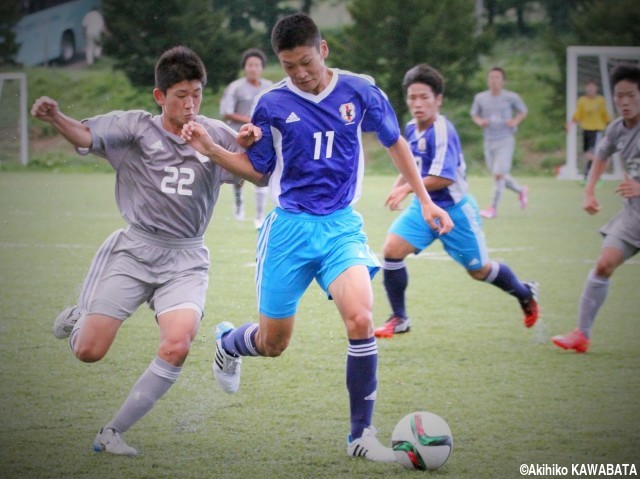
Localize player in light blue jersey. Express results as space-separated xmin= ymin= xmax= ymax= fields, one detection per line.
xmin=373 ymin=64 xmax=539 ymax=339
xmin=181 ymin=13 xmax=453 ymax=464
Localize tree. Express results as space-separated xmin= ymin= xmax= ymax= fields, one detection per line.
xmin=331 ymin=0 xmax=492 ymax=117
xmin=572 ymin=0 xmax=640 ymax=46
xmin=103 ymin=0 xmax=253 ymax=91
xmin=0 ymin=1 xmax=20 ymax=65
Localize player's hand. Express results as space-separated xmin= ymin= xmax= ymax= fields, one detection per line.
xmin=422 ymin=202 xmax=454 ymax=235
xmin=615 ymin=174 xmax=640 ymax=199
xmin=384 ymin=184 xmax=411 ymax=211
xmin=237 ymin=123 xmax=262 ymax=149
xmin=181 ymin=120 xmax=215 ymax=155
xmin=30 ymin=96 xmax=59 ymax=123
xmin=582 ymin=191 xmax=600 ymax=215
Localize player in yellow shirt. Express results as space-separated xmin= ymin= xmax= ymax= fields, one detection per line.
xmin=567 ymin=79 xmax=612 ymax=181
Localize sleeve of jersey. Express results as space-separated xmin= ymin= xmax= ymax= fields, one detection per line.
xmin=594 ymin=122 xmax=616 ymax=161
xmin=360 ymin=84 xmax=401 ymax=148
xmin=79 ymin=110 xmax=139 ymax=170
xmin=246 ymin=100 xmax=277 ymax=175
xmin=219 ymin=82 xmax=236 ymax=116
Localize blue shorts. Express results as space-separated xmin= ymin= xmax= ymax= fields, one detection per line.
xmin=256 ymin=206 xmax=380 ymax=318
xmin=388 ymin=195 xmax=489 ymax=270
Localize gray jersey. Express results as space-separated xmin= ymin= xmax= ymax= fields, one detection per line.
xmin=470 ymin=89 xmax=528 ymax=140
xmin=595 ymin=117 xmax=640 ymax=247
xmin=219 ymin=77 xmax=273 ymax=131
xmin=81 ymin=111 xmax=239 ymax=238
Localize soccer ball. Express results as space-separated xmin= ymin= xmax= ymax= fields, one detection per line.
xmin=392 ymin=411 xmax=453 ymax=470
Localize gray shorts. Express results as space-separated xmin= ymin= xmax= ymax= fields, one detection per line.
xmin=483 ymin=136 xmax=515 ymax=175
xmin=77 ymin=226 xmax=210 ymax=321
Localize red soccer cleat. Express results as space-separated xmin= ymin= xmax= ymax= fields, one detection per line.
xmin=519 ymin=186 xmax=529 ymax=209
xmin=551 ymin=328 xmax=590 ymax=353
xmin=520 ymin=281 xmax=539 ymax=328
xmin=373 ymin=316 xmax=411 ymax=338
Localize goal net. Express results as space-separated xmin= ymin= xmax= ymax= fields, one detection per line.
xmin=0 ymin=73 xmax=28 ymax=166
xmin=557 ymin=46 xmax=640 ymax=180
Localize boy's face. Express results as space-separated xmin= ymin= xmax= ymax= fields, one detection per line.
xmin=277 ymin=41 xmax=329 ymax=95
xmin=244 ymin=56 xmax=264 ymax=83
xmin=487 ymin=70 xmax=504 ymax=93
xmin=406 ymin=82 xmax=442 ymax=128
xmin=154 ymin=79 xmax=203 ymax=133
xmin=613 ymin=79 xmax=640 ymax=122
xmin=585 ymin=81 xmax=598 ymax=97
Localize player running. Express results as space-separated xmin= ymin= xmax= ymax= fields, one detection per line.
xmin=31 ymin=46 xmax=243 ymax=455
xmin=374 ymin=64 xmax=539 ymax=339
xmin=552 ymin=64 xmax=640 ymax=353
xmin=181 ymin=13 xmax=453 ymax=463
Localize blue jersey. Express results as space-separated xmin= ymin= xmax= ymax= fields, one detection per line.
xmin=406 ymin=114 xmax=468 ymax=209
xmin=248 ymin=69 xmax=401 ymax=214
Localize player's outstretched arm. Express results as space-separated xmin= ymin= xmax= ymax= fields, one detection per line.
xmin=386 ymin=137 xmax=453 ymax=234
xmin=583 ymin=156 xmax=609 ymax=215
xmin=31 ymin=96 xmax=92 ymax=148
xmin=181 ymin=121 xmax=267 ymax=186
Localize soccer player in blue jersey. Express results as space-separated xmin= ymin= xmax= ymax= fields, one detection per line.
xmin=373 ymin=64 xmax=539 ymax=339
xmin=181 ymin=13 xmax=452 ymax=463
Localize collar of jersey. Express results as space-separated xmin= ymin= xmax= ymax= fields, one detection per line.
xmin=285 ymin=68 xmax=339 ymax=104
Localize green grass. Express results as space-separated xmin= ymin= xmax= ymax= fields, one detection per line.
xmin=0 ymin=172 xmax=638 ymax=478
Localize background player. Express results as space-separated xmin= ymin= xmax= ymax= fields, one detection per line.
xmin=373 ymin=64 xmax=539 ymax=339
xmin=181 ymin=13 xmax=453 ymax=463
xmin=31 ymin=46 xmax=241 ymax=455
xmin=552 ymin=64 xmax=640 ymax=353
xmin=471 ymin=67 xmax=528 ymax=219
xmin=220 ymin=48 xmax=273 ymax=228
xmin=566 ymin=79 xmax=612 ymax=182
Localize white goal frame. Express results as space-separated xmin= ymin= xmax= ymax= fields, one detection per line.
xmin=557 ymin=46 xmax=640 ymax=181
xmin=0 ymin=72 xmax=29 ymax=166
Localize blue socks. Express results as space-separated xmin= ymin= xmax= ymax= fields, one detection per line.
xmin=383 ymin=258 xmax=408 ymax=318
xmin=346 ymin=337 xmax=378 ymax=439
xmin=485 ymin=261 xmax=531 ymax=301
xmin=221 ymin=323 xmax=260 ymax=357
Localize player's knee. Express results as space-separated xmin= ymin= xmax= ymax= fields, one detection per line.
xmin=73 ymin=344 xmax=106 ymax=363
xmin=158 ymin=338 xmax=191 ymax=364
xmin=594 ymin=259 xmax=616 ymax=278
xmin=344 ymin=310 xmax=374 ymax=338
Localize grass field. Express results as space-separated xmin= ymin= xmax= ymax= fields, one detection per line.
xmin=0 ymin=172 xmax=638 ymax=479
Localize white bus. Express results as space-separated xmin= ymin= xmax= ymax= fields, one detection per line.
xmin=14 ymin=0 xmax=102 ymax=66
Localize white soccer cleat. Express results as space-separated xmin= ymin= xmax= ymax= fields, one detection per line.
xmin=213 ymin=322 xmax=242 ymax=394
xmin=347 ymin=426 xmax=396 ymax=463
xmin=92 ymin=427 xmax=138 ymax=456
xmin=53 ymin=306 xmax=82 ymax=339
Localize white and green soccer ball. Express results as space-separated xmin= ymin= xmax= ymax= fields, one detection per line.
xmin=392 ymin=411 xmax=453 ymax=470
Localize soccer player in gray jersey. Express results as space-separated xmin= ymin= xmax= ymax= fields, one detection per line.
xmin=30 ymin=46 xmax=245 ymax=455
xmin=552 ymin=64 xmax=640 ymax=353
xmin=220 ymin=48 xmax=273 ymax=228
xmin=471 ymin=67 xmax=529 ymax=218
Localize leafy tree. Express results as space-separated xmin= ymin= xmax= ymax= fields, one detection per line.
xmin=330 ymin=0 xmax=492 ymax=117
xmin=212 ymin=0 xmax=296 ymax=53
xmin=0 ymin=1 xmax=20 ymax=65
xmin=103 ymin=0 xmax=253 ymax=91
xmin=572 ymin=0 xmax=640 ymax=46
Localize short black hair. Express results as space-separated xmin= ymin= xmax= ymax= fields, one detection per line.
xmin=154 ymin=46 xmax=207 ymax=93
xmin=271 ymin=13 xmax=321 ymax=54
xmin=610 ymin=63 xmax=640 ymax=91
xmin=403 ymin=64 xmax=445 ymax=97
xmin=489 ymin=66 xmax=506 ymax=80
xmin=241 ymin=48 xmax=267 ymax=68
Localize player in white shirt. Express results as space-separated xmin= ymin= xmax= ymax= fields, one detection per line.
xmin=220 ymin=48 xmax=273 ymax=227
xmin=181 ymin=13 xmax=452 ymax=463
xmin=31 ymin=46 xmax=240 ymax=456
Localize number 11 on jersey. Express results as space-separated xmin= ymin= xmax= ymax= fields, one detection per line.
xmin=313 ymin=130 xmax=335 ymax=160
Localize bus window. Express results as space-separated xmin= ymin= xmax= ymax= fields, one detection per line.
xmin=14 ymin=0 xmax=102 ymax=66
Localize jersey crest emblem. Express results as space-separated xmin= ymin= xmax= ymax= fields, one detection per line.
xmin=339 ymin=103 xmax=356 ymax=124
xmin=418 ymin=137 xmax=427 ymax=152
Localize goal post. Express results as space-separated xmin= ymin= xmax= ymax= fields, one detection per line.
xmin=557 ymin=46 xmax=640 ymax=181
xmin=0 ymin=72 xmax=29 ymax=166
